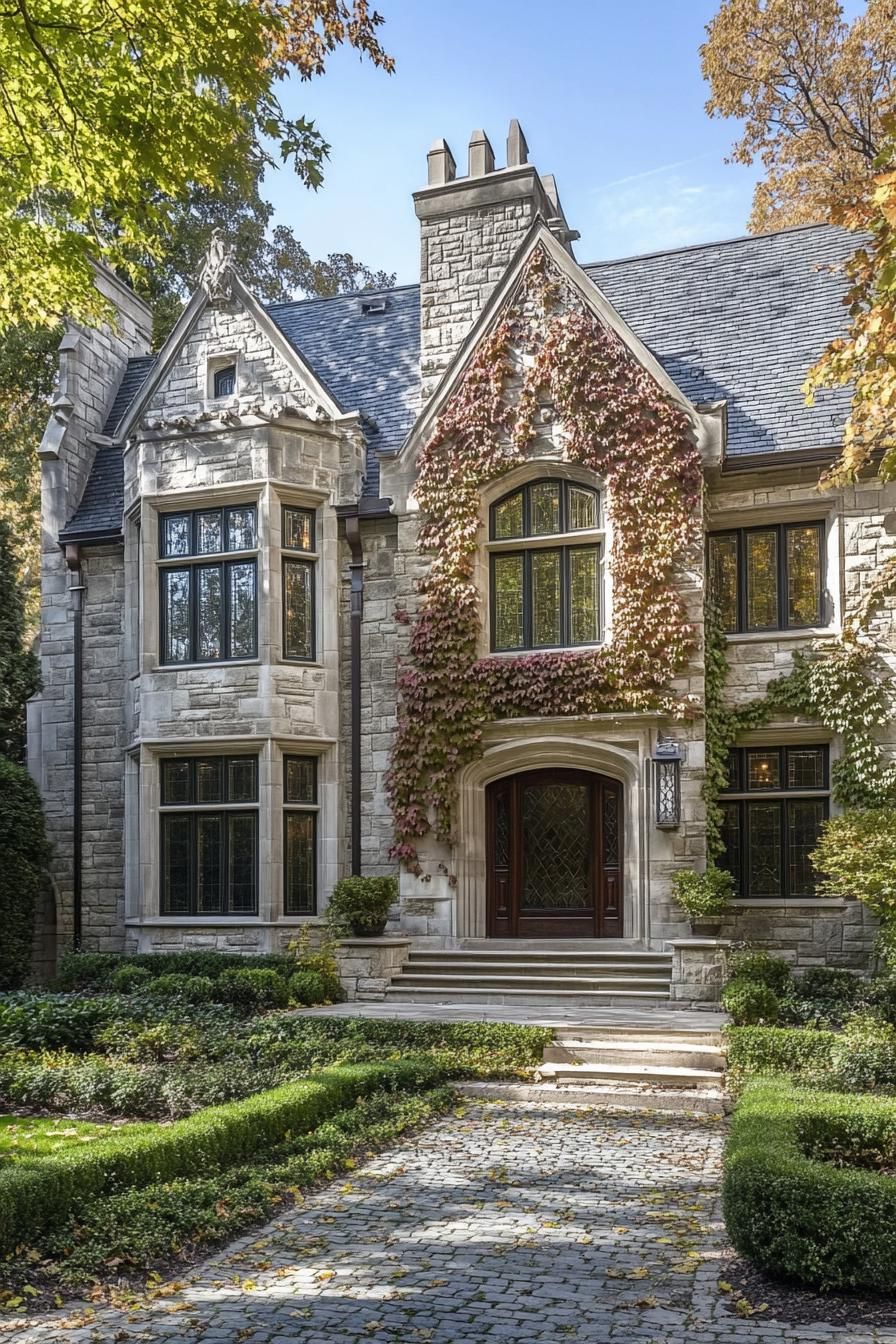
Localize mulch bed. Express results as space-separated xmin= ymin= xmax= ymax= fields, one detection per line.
xmin=717 ymin=1249 xmax=896 ymax=1328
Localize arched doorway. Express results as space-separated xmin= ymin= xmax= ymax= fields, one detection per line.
xmin=486 ymin=768 xmax=623 ymax=938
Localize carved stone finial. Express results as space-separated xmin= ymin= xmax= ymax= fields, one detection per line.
xmin=199 ymin=229 xmax=235 ymax=300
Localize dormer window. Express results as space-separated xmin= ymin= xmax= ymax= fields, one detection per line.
xmin=213 ymin=363 xmax=236 ymax=399
xmin=488 ymin=479 xmax=602 ymax=652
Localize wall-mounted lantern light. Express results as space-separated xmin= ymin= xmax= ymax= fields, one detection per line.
xmin=653 ymin=739 xmax=683 ymax=829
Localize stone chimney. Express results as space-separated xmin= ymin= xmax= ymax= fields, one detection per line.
xmin=414 ymin=121 xmax=579 ymax=400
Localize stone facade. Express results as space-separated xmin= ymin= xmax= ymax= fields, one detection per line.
xmin=29 ymin=122 xmax=896 ymax=986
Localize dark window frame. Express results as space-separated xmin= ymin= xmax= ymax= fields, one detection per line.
xmin=707 ymin=521 xmax=826 ymax=634
xmin=283 ymin=754 xmax=318 ymax=916
xmin=213 ymin=364 xmax=236 ymax=398
xmin=719 ymin=745 xmax=830 ymax=900
xmin=159 ymin=754 xmax=259 ymax=916
xmin=159 ymin=505 xmax=258 ymax=666
xmin=281 ymin=506 xmax=317 ymax=663
xmin=489 ymin=543 xmax=602 ymax=652
xmin=489 ymin=479 xmax=601 ymax=540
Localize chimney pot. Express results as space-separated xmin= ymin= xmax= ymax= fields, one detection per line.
xmin=507 ymin=120 xmax=529 ymax=167
xmin=427 ymin=138 xmax=456 ymax=186
xmin=468 ymin=129 xmax=496 ymax=178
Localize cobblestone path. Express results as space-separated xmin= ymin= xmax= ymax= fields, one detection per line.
xmin=18 ymin=1098 xmax=896 ymax=1343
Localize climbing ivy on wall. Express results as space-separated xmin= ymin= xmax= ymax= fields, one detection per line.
xmin=703 ymin=599 xmax=896 ymax=864
xmin=387 ymin=249 xmax=703 ymax=870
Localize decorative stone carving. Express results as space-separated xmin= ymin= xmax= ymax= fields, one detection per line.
xmin=199 ymin=229 xmax=235 ymax=302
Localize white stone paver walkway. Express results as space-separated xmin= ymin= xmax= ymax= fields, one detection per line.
xmin=17 ymin=1098 xmax=895 ymax=1344
xmin=299 ymin=1001 xmax=728 ymax=1030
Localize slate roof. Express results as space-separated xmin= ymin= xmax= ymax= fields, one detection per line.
xmin=60 ymin=222 xmax=854 ymax=543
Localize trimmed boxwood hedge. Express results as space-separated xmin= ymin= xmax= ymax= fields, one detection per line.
xmin=0 ymin=1055 xmax=446 ymax=1255
xmin=55 ymin=950 xmax=297 ymax=989
xmin=724 ymin=1077 xmax=896 ymax=1291
xmin=725 ymin=1025 xmax=837 ymax=1084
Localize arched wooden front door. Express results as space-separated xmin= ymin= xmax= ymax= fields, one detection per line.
xmin=486 ymin=769 xmax=623 ymax=938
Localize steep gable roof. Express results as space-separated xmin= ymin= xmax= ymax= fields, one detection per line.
xmin=61 ymin=222 xmax=854 ymax=542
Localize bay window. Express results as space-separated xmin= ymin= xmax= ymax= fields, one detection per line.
xmin=160 ymin=755 xmax=259 ymax=915
xmin=489 ymin=480 xmax=602 ymax=652
xmin=159 ymin=504 xmax=257 ymax=664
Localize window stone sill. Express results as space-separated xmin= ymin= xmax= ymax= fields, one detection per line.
xmin=729 ymin=898 xmax=847 ymax=909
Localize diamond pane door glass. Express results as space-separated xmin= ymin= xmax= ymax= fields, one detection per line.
xmin=708 ymin=534 xmax=739 ymax=632
xmin=746 ymin=530 xmax=779 ymax=630
xmin=228 ymin=562 xmax=257 ymax=658
xmin=747 ymin=802 xmax=783 ymax=897
xmin=569 ymin=547 xmax=599 ymax=644
xmin=531 ymin=549 xmax=561 ymax=646
xmin=787 ymin=526 xmax=822 ymax=627
xmin=568 ymin=487 xmax=597 ymax=531
xmin=228 ymin=814 xmax=257 ymax=913
xmin=521 ymin=783 xmax=589 ymax=910
xmin=284 ymin=559 xmax=313 ymax=660
xmin=788 ymin=799 xmax=825 ymax=897
xmin=530 ymin=482 xmax=561 ymax=535
xmin=163 ymin=569 xmax=191 ymax=663
xmin=285 ymin=811 xmax=316 ymax=914
xmin=602 ymin=788 xmax=619 ymax=868
xmin=493 ymin=491 xmax=524 ymax=539
xmin=493 ymin=554 xmax=524 ymax=650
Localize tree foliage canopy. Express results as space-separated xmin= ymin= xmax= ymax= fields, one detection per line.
xmin=0 ymin=517 xmax=40 ymax=763
xmin=0 ymin=0 xmax=393 ymax=328
xmin=702 ymin=0 xmax=896 ymax=486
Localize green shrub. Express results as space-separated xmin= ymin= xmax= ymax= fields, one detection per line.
xmin=110 ymin=965 xmax=152 ymax=995
xmin=55 ymin=949 xmax=296 ymax=989
xmin=782 ymin=966 xmax=867 ymax=1027
xmin=827 ymin=1013 xmax=896 ymax=1093
xmin=670 ymin=866 xmax=732 ymax=919
xmin=728 ymin=950 xmax=793 ymax=996
xmin=325 ymin=876 xmax=397 ymax=937
xmin=0 ymin=993 xmax=125 ymax=1053
xmin=54 ymin=951 xmax=119 ymax=991
xmin=724 ymin=1077 xmax=896 ymax=1291
xmin=812 ymin=806 xmax=896 ymax=921
xmin=0 ymin=1056 xmax=447 ymax=1254
xmin=215 ymin=968 xmax=290 ymax=1010
xmin=865 ymin=974 xmax=896 ymax=1025
xmin=725 ymin=1025 xmax=837 ymax=1086
xmin=289 ymin=970 xmax=340 ymax=1006
xmin=722 ymin=978 xmax=780 ymax=1025
xmin=0 ymin=757 xmax=49 ymax=990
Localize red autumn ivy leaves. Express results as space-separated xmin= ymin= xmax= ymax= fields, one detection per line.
xmin=387 ymin=249 xmax=702 ymax=870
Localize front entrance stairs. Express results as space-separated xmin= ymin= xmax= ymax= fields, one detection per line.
xmin=383 ymin=944 xmax=673 ymax=1008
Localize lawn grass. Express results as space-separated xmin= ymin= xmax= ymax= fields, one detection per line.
xmin=0 ymin=1114 xmax=134 ymax=1162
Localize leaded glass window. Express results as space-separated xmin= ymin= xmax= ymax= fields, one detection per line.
xmin=282 ymin=505 xmax=317 ymax=661
xmin=718 ymin=745 xmax=829 ymax=899
xmin=159 ymin=505 xmax=257 ymax=664
xmin=489 ymin=480 xmax=601 ymax=652
xmin=159 ymin=755 xmax=259 ymax=915
xmin=284 ymin=755 xmax=318 ymax=915
xmin=707 ymin=522 xmax=824 ymax=634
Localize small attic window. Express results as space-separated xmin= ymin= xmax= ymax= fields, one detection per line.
xmin=213 ymin=364 xmax=236 ymax=398
xmin=359 ymin=296 xmax=389 ymax=315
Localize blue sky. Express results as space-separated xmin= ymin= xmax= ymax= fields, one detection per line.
xmin=263 ymin=0 xmax=764 ymax=283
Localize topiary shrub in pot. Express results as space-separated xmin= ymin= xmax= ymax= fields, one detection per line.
xmin=671 ymin=866 xmax=733 ymax=935
xmin=325 ymin=876 xmax=398 ymax=938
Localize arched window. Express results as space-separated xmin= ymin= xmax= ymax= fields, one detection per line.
xmin=488 ymin=479 xmax=602 ymax=652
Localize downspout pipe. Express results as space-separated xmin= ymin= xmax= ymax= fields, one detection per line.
xmin=344 ymin=515 xmax=365 ymax=876
xmin=64 ymin=543 xmax=84 ymax=950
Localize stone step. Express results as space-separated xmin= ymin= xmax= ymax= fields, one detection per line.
xmin=401 ymin=958 xmax=671 ymax=979
xmin=410 ymin=948 xmax=672 ymax=962
xmin=535 ymin=1060 xmax=724 ymax=1088
xmin=456 ymin=1080 xmax=728 ymax=1115
xmin=392 ymin=972 xmax=671 ymax=993
xmin=383 ymin=985 xmax=673 ymax=1007
xmin=552 ymin=1025 xmax=724 ymax=1046
xmin=542 ymin=1041 xmax=726 ymax=1071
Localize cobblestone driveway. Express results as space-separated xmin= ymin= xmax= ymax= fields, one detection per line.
xmin=17 ymin=1098 xmax=896 ymax=1343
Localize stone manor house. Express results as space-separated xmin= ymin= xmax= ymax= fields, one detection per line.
xmin=29 ymin=122 xmax=896 ymax=1001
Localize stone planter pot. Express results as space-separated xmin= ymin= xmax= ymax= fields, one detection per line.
xmin=348 ymin=917 xmax=389 ymax=938
xmin=689 ymin=917 xmax=723 ymax=937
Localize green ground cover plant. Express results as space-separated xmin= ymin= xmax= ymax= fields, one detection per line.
xmin=0 ymin=1057 xmax=447 ymax=1255
xmin=724 ymin=1077 xmax=896 ymax=1291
